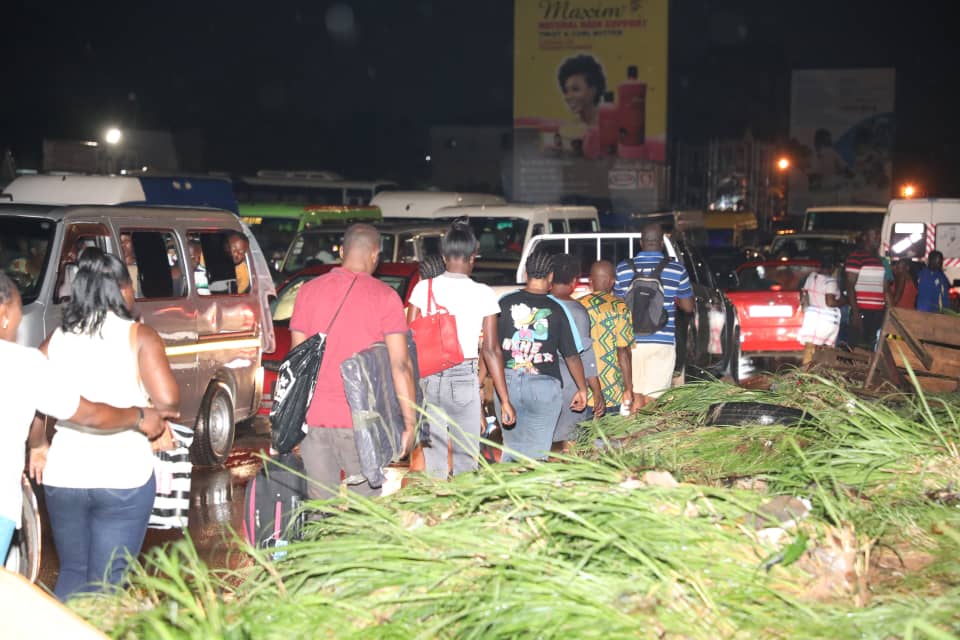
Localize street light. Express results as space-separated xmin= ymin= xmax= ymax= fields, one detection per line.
xmin=104 ymin=128 xmax=123 ymax=145
xmin=776 ymin=156 xmax=790 ymax=171
xmin=901 ymin=183 xmax=917 ymax=198
xmin=775 ymin=156 xmax=791 ymax=220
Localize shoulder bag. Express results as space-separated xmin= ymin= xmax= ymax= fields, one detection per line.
xmin=409 ymin=278 xmax=464 ymax=377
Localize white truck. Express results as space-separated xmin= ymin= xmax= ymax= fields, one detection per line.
xmin=882 ymin=198 xmax=960 ymax=286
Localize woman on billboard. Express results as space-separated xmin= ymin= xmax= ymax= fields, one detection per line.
xmin=557 ymin=54 xmax=607 ymax=127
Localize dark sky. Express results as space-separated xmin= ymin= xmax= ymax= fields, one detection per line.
xmin=1 ymin=0 xmax=956 ymax=193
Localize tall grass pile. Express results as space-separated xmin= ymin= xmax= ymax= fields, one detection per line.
xmin=73 ymin=373 xmax=960 ymax=639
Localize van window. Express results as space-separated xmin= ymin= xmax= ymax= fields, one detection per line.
xmin=56 ymin=223 xmax=112 ymax=303
xmin=889 ymin=222 xmax=926 ymax=258
xmin=600 ymin=238 xmax=632 ymax=267
xmin=549 ymin=219 xmax=566 ymax=234
xmin=122 ymin=230 xmax=187 ymax=299
xmin=0 ymin=217 xmax=55 ymax=305
xmin=531 ymin=239 xmax=565 ymax=258
xmin=191 ymin=231 xmax=248 ymax=295
xmin=935 ymin=223 xmax=960 ymax=257
xmin=566 ymin=238 xmax=599 ymax=275
xmin=569 ymin=218 xmax=598 ymax=233
xmin=468 ymin=218 xmax=529 ymax=261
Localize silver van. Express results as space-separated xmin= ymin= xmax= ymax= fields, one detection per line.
xmin=0 ymin=203 xmax=274 ymax=466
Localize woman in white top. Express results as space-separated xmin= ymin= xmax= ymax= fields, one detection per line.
xmin=407 ymin=222 xmax=516 ymax=478
xmin=798 ymin=257 xmax=844 ymax=349
xmin=0 ymin=272 xmax=170 ymax=576
xmin=30 ymin=248 xmax=179 ymax=601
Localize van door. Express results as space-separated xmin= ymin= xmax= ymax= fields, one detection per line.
xmin=932 ymin=202 xmax=960 ymax=286
xmin=189 ymin=228 xmax=262 ymax=424
xmin=115 ymin=225 xmax=200 ymax=419
xmin=671 ymin=238 xmax=714 ymax=374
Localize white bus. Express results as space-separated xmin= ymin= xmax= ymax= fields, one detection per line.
xmin=234 ymin=170 xmax=397 ymax=206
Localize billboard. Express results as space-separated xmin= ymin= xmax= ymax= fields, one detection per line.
xmin=788 ymin=68 xmax=896 ymax=214
xmin=512 ymin=0 xmax=669 ymax=215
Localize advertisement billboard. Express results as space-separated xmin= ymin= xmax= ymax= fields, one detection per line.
xmin=788 ymin=68 xmax=896 ymax=214
xmin=512 ymin=0 xmax=669 ymax=215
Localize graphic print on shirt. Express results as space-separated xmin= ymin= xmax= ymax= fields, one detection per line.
xmin=503 ymin=303 xmax=554 ymax=372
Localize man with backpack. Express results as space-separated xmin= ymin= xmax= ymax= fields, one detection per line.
xmin=613 ymin=224 xmax=694 ymax=411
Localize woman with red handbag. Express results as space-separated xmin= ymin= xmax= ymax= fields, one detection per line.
xmin=408 ymin=222 xmax=516 ymax=478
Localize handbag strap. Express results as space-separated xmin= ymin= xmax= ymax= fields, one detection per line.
xmin=426 ymin=277 xmax=450 ymax=315
xmin=324 ymin=275 xmax=359 ymax=334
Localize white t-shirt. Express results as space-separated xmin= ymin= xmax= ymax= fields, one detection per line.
xmin=408 ymin=272 xmax=501 ymax=359
xmin=42 ymin=313 xmax=154 ymax=490
xmin=0 ymin=341 xmax=80 ymax=525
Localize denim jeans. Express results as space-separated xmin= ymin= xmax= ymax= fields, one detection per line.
xmin=0 ymin=514 xmax=14 ymax=561
xmin=44 ymin=474 xmax=155 ymax=601
xmin=422 ymin=360 xmax=482 ymax=478
xmin=499 ymin=369 xmax=562 ymax=462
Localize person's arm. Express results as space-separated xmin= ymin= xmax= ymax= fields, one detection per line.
xmin=616 ymin=345 xmax=633 ymax=406
xmin=845 ymin=270 xmax=861 ymax=324
xmin=588 ymin=375 xmax=604 ymax=418
xmin=480 ymin=314 xmax=516 ymax=426
xmin=406 ymin=304 xmax=421 ymax=324
xmin=384 ymin=332 xmax=418 ymax=455
xmin=563 ymin=354 xmax=588 ymax=411
xmin=290 ymin=330 xmax=307 ymax=350
xmin=674 ymin=266 xmax=695 ymax=314
xmin=136 ymin=324 xmax=180 ymax=413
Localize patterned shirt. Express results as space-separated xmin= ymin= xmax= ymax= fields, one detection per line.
xmin=581 ymin=291 xmax=634 ymax=407
xmin=613 ymin=251 xmax=693 ymax=345
xmin=845 ymin=251 xmax=888 ymax=310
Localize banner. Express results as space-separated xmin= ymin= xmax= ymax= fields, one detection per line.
xmin=788 ymin=68 xmax=896 ymax=214
xmin=512 ymin=0 xmax=668 ymax=214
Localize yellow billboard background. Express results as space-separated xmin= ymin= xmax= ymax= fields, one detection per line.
xmin=514 ymin=0 xmax=668 ymax=162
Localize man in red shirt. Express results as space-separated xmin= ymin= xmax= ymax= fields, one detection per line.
xmin=290 ymin=224 xmax=417 ymax=500
xmin=844 ymin=228 xmax=890 ymax=350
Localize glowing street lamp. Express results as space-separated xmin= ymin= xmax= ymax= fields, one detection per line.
xmin=776 ymin=157 xmax=790 ymax=171
xmin=901 ymin=183 xmax=917 ymax=198
xmin=104 ymin=127 xmax=123 ymax=145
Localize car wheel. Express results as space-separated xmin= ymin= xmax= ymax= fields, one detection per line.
xmin=4 ymin=476 xmax=41 ymax=582
xmin=705 ymin=401 xmax=808 ymax=427
xmin=193 ymin=381 xmax=236 ymax=466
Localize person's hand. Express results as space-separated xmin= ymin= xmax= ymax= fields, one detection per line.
xmin=500 ymin=400 xmax=517 ymax=427
xmin=570 ymin=389 xmax=587 ymax=412
xmin=400 ymin=425 xmax=416 ymax=458
xmin=593 ymin=402 xmax=606 ymax=420
xmin=151 ymin=424 xmax=176 ymax=452
xmin=139 ymin=407 xmax=178 ymax=440
xmin=28 ymin=445 xmax=48 ymax=484
xmin=849 ymin=311 xmax=862 ymax=329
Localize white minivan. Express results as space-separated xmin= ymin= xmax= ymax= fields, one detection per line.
xmin=882 ymin=198 xmax=960 ymax=285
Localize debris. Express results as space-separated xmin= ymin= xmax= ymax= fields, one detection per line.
xmin=705 ymin=402 xmax=807 ymax=427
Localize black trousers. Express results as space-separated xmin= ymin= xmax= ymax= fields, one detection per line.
xmin=850 ymin=308 xmax=885 ymax=351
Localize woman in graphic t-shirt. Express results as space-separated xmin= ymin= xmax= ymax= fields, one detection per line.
xmin=496 ymin=250 xmax=588 ymax=462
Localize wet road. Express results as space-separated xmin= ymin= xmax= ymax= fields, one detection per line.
xmin=36 ymin=418 xmax=272 ymax=590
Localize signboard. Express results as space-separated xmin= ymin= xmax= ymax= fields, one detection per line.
xmin=512 ymin=0 xmax=668 ymax=215
xmin=788 ymin=68 xmax=896 ymax=214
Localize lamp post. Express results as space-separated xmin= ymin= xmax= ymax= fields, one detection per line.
xmin=103 ymin=127 xmax=123 ymax=174
xmin=775 ymin=156 xmax=791 ymax=230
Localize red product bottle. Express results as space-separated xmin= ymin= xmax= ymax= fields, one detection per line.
xmin=618 ymin=65 xmax=646 ymax=146
xmin=596 ymin=91 xmax=619 ymax=156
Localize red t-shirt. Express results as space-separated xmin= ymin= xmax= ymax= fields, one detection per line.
xmin=290 ymin=267 xmax=408 ymax=428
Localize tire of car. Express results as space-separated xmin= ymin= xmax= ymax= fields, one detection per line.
xmin=705 ymin=401 xmax=808 ymax=427
xmin=4 ymin=476 xmax=41 ymax=583
xmin=193 ymin=381 xmax=236 ymax=466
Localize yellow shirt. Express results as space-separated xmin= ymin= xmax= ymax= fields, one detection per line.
xmin=236 ymin=261 xmax=250 ymax=294
xmin=580 ymin=291 xmax=634 ymax=407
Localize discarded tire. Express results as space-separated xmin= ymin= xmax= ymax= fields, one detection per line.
xmin=705 ymin=402 xmax=807 ymax=427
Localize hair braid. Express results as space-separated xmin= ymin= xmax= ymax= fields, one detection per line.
xmin=525 ymin=249 xmax=555 ymax=280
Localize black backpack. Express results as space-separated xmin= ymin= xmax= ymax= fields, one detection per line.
xmin=243 ymin=452 xmax=307 ymax=555
xmin=625 ymin=257 xmax=671 ymax=335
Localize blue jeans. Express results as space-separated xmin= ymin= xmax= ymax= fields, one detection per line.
xmin=422 ymin=360 xmax=482 ymax=478
xmin=45 ymin=475 xmax=155 ymax=601
xmin=499 ymin=369 xmax=562 ymax=462
xmin=0 ymin=515 xmax=14 ymax=561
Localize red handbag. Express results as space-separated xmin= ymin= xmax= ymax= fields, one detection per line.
xmin=409 ymin=278 xmax=464 ymax=377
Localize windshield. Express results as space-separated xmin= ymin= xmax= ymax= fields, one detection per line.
xmin=282 ymin=230 xmax=399 ymax=273
xmin=464 ymin=218 xmax=529 ymax=261
xmin=769 ymin=237 xmax=854 ymax=261
xmin=806 ymin=211 xmax=884 ymax=232
xmin=0 ymin=216 xmax=56 ymax=304
xmin=246 ymin=217 xmax=300 ymax=262
xmin=734 ymin=264 xmax=815 ymax=292
xmin=272 ymin=271 xmax=411 ymax=322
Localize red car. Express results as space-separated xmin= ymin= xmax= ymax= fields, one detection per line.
xmin=259 ymin=262 xmax=422 ymax=415
xmin=728 ymin=259 xmax=820 ymax=355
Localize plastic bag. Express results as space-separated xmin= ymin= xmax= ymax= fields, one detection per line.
xmin=270 ymin=332 xmax=327 ymax=453
xmin=149 ymin=422 xmax=194 ymax=530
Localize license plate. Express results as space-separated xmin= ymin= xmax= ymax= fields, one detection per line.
xmin=749 ymin=305 xmax=793 ymax=318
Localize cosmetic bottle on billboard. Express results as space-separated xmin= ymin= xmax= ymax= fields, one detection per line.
xmin=618 ymin=65 xmax=646 ymax=146
xmin=596 ymin=91 xmax=619 ymax=156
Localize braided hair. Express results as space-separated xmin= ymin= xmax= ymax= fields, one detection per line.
xmin=525 ymin=249 xmax=555 ymax=280
xmin=418 ymin=254 xmax=446 ymax=280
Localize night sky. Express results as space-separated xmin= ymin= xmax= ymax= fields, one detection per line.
xmin=1 ymin=0 xmax=956 ymax=194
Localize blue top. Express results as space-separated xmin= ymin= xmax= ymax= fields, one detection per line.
xmin=613 ymin=251 xmax=694 ymax=345
xmin=916 ymin=268 xmax=951 ymax=312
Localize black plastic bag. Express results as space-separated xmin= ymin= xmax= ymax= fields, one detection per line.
xmin=341 ymin=334 xmax=424 ymax=488
xmin=270 ymin=333 xmax=327 ymax=453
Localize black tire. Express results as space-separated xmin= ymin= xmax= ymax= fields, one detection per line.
xmin=705 ymin=401 xmax=808 ymax=427
xmin=4 ymin=475 xmax=41 ymax=582
xmin=193 ymin=381 xmax=236 ymax=466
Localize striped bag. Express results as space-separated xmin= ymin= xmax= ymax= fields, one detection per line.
xmin=149 ymin=422 xmax=194 ymax=530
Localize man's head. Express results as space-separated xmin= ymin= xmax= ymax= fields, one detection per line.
xmin=549 ymin=254 xmax=580 ymax=297
xmin=589 ymin=260 xmax=616 ymax=293
xmin=120 ymin=232 xmax=136 ymax=266
xmin=524 ymin=249 xmax=554 ymax=285
xmin=929 ymin=250 xmax=944 ymax=272
xmin=639 ymin=223 xmax=665 ymax=253
xmin=340 ymin=223 xmax=381 ymax=274
xmin=862 ymin=228 xmax=881 ymax=252
xmin=228 ymin=232 xmax=249 ymax=266
xmin=189 ymin=240 xmax=204 ymax=267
